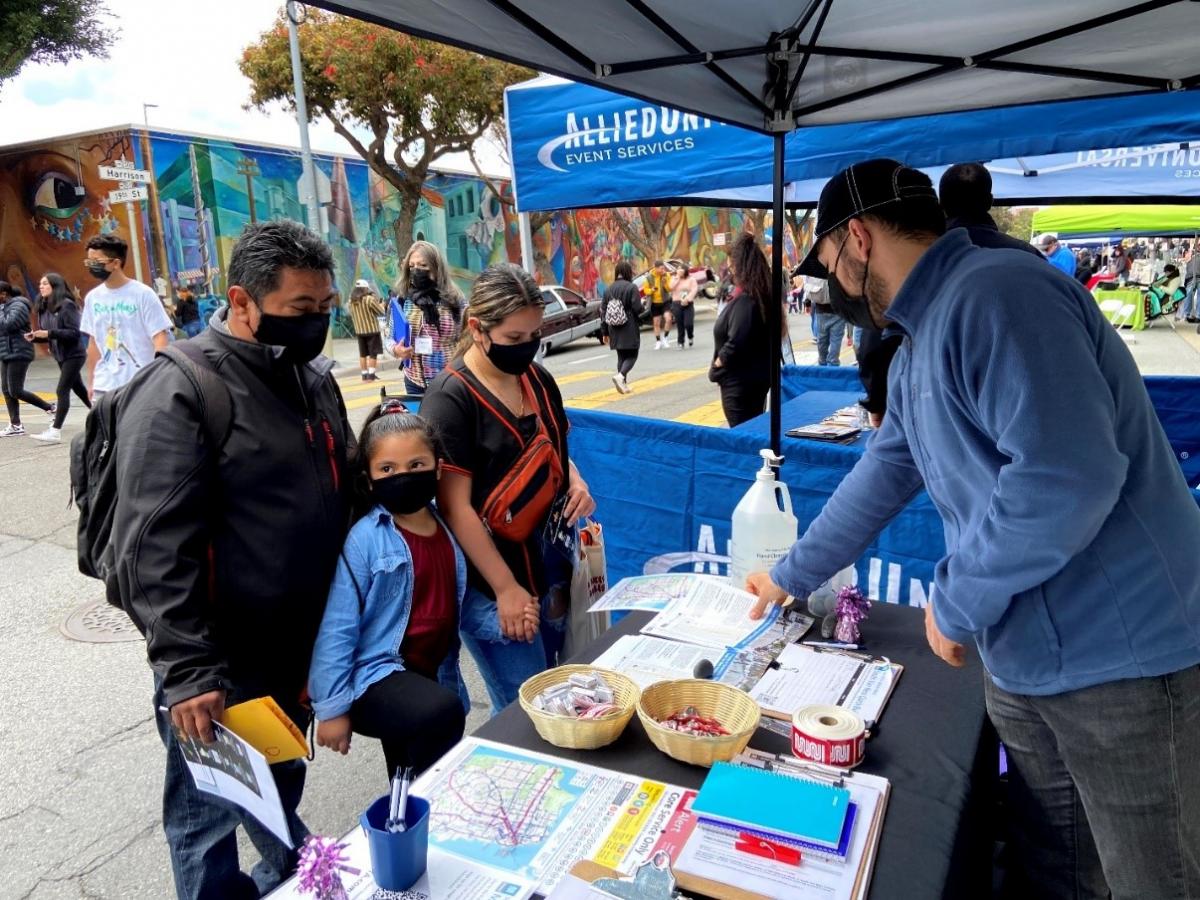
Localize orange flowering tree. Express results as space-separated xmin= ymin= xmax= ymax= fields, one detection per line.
xmin=241 ymin=10 xmax=528 ymax=258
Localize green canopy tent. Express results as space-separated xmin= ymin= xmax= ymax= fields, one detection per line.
xmin=1033 ymin=205 xmax=1200 ymax=238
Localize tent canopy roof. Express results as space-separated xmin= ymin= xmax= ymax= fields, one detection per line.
xmin=312 ymin=0 xmax=1197 ymax=134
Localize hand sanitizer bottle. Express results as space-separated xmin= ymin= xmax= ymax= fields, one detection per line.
xmin=728 ymin=449 xmax=799 ymax=590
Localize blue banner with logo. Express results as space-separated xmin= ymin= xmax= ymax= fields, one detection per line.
xmin=567 ymin=368 xmax=1200 ymax=608
xmin=506 ymin=76 xmax=1200 ymax=212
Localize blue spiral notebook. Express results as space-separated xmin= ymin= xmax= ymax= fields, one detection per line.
xmin=691 ymin=761 xmax=851 ymax=849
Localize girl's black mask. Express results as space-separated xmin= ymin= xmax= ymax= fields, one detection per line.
xmin=371 ymin=470 xmax=439 ymax=516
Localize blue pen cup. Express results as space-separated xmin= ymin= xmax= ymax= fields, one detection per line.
xmin=360 ymin=794 xmax=430 ymax=891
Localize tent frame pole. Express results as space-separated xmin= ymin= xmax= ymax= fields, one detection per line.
xmin=770 ymin=132 xmax=785 ymax=458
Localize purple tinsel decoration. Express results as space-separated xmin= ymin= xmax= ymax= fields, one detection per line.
xmin=296 ymin=834 xmax=359 ymax=900
xmin=834 ymin=585 xmax=871 ymax=644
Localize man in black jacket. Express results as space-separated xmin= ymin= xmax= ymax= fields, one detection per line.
xmin=113 ymin=220 xmax=352 ymax=899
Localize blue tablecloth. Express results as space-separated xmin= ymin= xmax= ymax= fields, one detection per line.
xmin=736 ymin=389 xmax=871 ymax=453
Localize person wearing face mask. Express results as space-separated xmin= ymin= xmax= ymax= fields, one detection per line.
xmin=110 ymin=220 xmax=354 ymax=900
xmin=309 ymin=407 xmax=467 ymax=777
xmin=78 ymin=234 xmax=172 ymax=400
xmin=390 ymin=240 xmax=465 ymax=396
xmin=420 ymin=263 xmax=596 ymax=714
xmin=746 ymin=159 xmax=1200 ymax=900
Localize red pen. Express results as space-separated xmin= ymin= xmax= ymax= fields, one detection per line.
xmin=734 ymin=833 xmax=802 ymax=866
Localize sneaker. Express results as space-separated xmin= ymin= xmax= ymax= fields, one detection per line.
xmin=361 ymin=374 xmax=370 ymax=382
xmin=688 ymin=339 xmax=694 ymax=348
xmin=678 ymin=342 xmax=685 ymax=349
xmin=612 ymin=373 xmax=630 ymax=395
xmin=367 ymin=373 xmax=380 ymax=382
xmin=31 ymin=427 xmax=61 ymax=443
xmin=654 ymin=339 xmax=662 ymax=350
xmin=0 ymin=424 xmax=25 ymax=437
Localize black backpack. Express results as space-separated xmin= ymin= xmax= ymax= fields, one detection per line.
xmin=70 ymin=341 xmax=233 ymax=608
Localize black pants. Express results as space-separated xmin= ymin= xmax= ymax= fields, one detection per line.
xmin=53 ymin=356 xmax=90 ymax=428
xmin=1 ymin=358 xmax=52 ymax=424
xmin=720 ymin=378 xmax=769 ymax=427
xmin=616 ymin=348 xmax=638 ymax=378
xmin=350 ymin=669 xmax=465 ymax=777
xmin=675 ymin=304 xmax=695 ymax=344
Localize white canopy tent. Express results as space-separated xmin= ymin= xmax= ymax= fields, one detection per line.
xmin=309 ymin=0 xmax=1200 ymax=451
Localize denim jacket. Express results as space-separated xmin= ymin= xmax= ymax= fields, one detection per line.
xmin=308 ymin=504 xmax=467 ymax=720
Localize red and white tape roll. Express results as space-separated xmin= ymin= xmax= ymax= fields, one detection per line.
xmin=791 ymin=705 xmax=868 ymax=768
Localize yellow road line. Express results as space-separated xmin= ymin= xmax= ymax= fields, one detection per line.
xmin=553 ymin=370 xmax=611 ymax=387
xmin=674 ymin=399 xmax=728 ymax=427
xmin=565 ymin=367 xmax=708 ymax=411
xmin=336 ymin=378 xmax=400 ymax=395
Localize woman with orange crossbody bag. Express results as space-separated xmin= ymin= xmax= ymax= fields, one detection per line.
xmin=419 ymin=264 xmax=596 ymax=714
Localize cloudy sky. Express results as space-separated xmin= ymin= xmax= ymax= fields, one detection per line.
xmin=1 ymin=0 xmax=507 ymax=172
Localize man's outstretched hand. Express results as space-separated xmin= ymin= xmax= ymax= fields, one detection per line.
xmin=746 ymin=571 xmax=789 ymax=620
xmin=171 ymin=690 xmax=226 ymax=745
xmin=925 ymin=601 xmax=966 ymax=668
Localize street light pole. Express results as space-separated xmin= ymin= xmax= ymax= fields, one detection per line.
xmin=142 ymin=102 xmax=158 ymax=129
xmin=287 ymin=1 xmax=322 ymax=233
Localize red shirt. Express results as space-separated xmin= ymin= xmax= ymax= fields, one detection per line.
xmin=398 ymin=522 xmax=458 ymax=678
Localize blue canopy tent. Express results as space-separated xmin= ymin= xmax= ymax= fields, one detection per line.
xmin=309 ymin=0 xmax=1200 ymax=456
xmin=506 ymin=74 xmax=1200 ymax=210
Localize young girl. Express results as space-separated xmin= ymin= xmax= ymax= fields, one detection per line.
xmin=309 ymin=404 xmax=468 ymax=776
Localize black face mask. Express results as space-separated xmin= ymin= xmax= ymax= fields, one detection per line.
xmin=86 ymin=262 xmax=112 ymax=281
xmin=410 ymin=269 xmax=434 ymax=292
xmin=826 ymin=235 xmax=877 ymax=331
xmin=371 ymin=470 xmax=439 ymax=516
xmin=485 ymin=335 xmax=540 ymax=376
xmin=254 ymin=311 xmax=330 ymax=364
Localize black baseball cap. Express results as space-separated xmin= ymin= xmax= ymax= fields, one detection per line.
xmin=797 ymin=158 xmax=940 ymax=277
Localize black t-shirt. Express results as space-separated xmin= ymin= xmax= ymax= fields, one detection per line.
xmin=419 ymin=357 xmax=570 ymax=599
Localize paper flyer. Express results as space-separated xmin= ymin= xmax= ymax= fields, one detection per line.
xmin=590 ymin=634 xmax=768 ymax=691
xmin=411 ymin=738 xmax=697 ymax=895
xmin=638 ymin=577 xmax=811 ymax=654
xmin=266 ymin=829 xmax=534 ymax=900
xmin=586 ymin=573 xmax=722 ymax=614
xmin=749 ymin=644 xmax=902 ymax=724
xmin=172 ymin=718 xmax=293 ymax=847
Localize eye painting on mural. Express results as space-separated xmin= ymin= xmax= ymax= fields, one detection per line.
xmin=1 ymin=124 xmax=805 ymax=320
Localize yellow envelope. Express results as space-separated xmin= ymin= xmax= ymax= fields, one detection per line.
xmin=222 ymin=697 xmax=308 ymax=764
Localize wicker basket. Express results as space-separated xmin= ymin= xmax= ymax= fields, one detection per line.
xmin=636 ymin=679 xmax=761 ymax=767
xmin=518 ymin=665 xmax=641 ymax=750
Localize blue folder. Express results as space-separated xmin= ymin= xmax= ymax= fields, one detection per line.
xmin=389 ymin=299 xmax=411 ymax=369
xmin=691 ymin=761 xmax=851 ymax=849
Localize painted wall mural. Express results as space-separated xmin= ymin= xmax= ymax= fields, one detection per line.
xmin=1 ymin=126 xmax=802 ymax=315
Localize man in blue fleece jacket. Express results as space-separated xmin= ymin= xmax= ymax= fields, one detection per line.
xmin=748 ymin=159 xmax=1200 ymax=900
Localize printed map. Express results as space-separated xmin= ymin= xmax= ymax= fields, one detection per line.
xmin=428 ymin=746 xmax=584 ymax=876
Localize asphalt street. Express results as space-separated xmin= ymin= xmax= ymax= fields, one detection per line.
xmin=1 ymin=310 xmax=1197 ymax=897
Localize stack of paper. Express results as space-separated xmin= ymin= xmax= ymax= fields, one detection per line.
xmin=749 ymin=644 xmax=903 ymax=725
xmin=674 ymin=750 xmax=891 ymax=900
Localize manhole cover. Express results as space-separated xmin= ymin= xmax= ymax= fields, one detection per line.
xmin=60 ymin=599 xmax=143 ymax=643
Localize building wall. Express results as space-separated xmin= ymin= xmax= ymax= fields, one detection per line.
xmin=0 ymin=126 xmax=803 ymax=306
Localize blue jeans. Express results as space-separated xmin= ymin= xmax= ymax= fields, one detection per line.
xmin=814 ymin=312 xmax=846 ymax=365
xmin=986 ymin=665 xmax=1200 ymax=900
xmin=459 ymin=586 xmax=567 ymax=715
xmin=1179 ymin=281 xmax=1199 ymax=319
xmin=154 ymin=682 xmax=308 ymax=899
xmin=182 ymin=320 xmax=203 ymax=339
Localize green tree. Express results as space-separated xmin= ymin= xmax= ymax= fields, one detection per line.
xmin=0 ymin=0 xmax=116 ymax=85
xmin=241 ymin=11 xmax=529 ymax=260
xmin=993 ymin=206 xmax=1037 ymax=241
